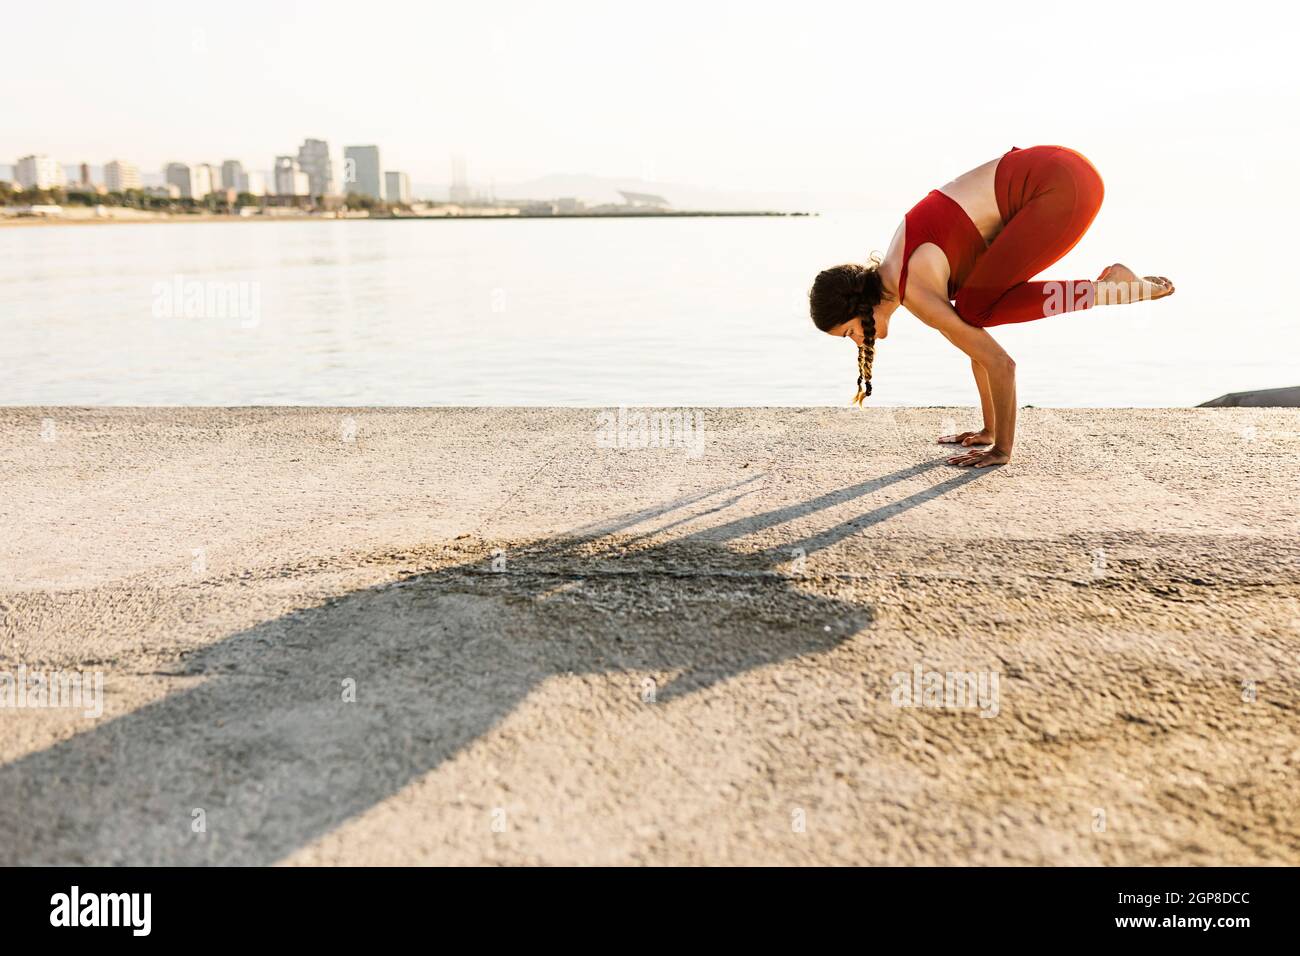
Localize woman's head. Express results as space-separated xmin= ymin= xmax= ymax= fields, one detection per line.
xmin=809 ymin=258 xmax=890 ymax=405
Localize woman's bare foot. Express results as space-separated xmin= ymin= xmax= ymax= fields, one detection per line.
xmin=1096 ymin=263 xmax=1175 ymax=304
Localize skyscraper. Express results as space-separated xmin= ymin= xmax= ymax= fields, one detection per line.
xmin=193 ymin=164 xmax=217 ymax=198
xmin=16 ymin=155 xmax=66 ymax=190
xmin=343 ymin=145 xmax=384 ymax=200
xmin=104 ymin=159 xmax=141 ymax=192
xmin=164 ymin=162 xmax=194 ymax=198
xmin=297 ymin=139 xmax=336 ymax=198
xmin=273 ymin=156 xmax=310 ymax=197
xmin=222 ymin=160 xmax=244 ymax=194
xmin=449 ymin=154 xmax=471 ymax=204
xmin=384 ymin=171 xmax=411 ymax=204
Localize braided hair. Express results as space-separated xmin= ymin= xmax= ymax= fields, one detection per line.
xmin=852 ymin=313 xmax=877 ymax=406
xmin=808 ymin=256 xmax=887 ymax=405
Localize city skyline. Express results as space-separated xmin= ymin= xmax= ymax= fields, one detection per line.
xmin=4 ymin=0 xmax=1297 ymax=268
xmin=8 ymin=138 xmax=416 ymax=203
xmin=3 ymin=145 xmax=709 ymax=209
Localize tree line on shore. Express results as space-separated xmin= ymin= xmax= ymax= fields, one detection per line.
xmin=0 ymin=182 xmax=408 ymax=214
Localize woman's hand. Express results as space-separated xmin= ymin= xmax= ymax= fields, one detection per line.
xmin=908 ymin=291 xmax=1019 ymax=466
xmin=947 ymin=447 xmax=1011 ymax=468
xmin=938 ymin=429 xmax=993 ymax=447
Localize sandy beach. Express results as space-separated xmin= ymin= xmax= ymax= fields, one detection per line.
xmin=1 ymin=406 xmax=1297 ymax=865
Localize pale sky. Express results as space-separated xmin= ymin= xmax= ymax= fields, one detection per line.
xmin=8 ymin=0 xmax=1298 ymax=205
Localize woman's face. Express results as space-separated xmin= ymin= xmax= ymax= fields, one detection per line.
xmin=828 ymin=308 xmax=889 ymax=345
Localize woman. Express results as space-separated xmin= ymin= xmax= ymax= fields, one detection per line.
xmin=809 ymin=145 xmax=1174 ymax=467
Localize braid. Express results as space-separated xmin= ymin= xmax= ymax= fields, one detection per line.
xmin=808 ymin=256 xmax=885 ymax=406
xmin=851 ymin=315 xmax=877 ymax=407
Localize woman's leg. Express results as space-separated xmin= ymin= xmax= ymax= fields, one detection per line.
xmin=955 ymin=150 xmax=1105 ymax=328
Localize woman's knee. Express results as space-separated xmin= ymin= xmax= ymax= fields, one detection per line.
xmin=1070 ymin=158 xmax=1105 ymax=215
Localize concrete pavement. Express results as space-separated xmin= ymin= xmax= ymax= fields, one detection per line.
xmin=1 ymin=406 xmax=1297 ymax=865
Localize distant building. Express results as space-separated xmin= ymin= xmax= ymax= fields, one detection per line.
xmin=145 ymin=184 xmax=182 ymax=199
xmin=193 ymin=164 xmax=219 ymax=197
xmin=273 ymin=156 xmax=310 ymax=197
xmin=555 ymin=196 xmax=584 ymax=214
xmin=16 ymin=155 xmax=66 ymax=190
xmin=618 ymin=190 xmax=670 ymax=209
xmin=164 ymin=163 xmax=195 ymax=198
xmin=104 ymin=159 xmax=141 ymax=192
xmin=384 ymin=171 xmax=410 ymax=204
xmin=343 ymin=145 xmax=384 ymax=200
xmin=221 ymin=160 xmax=244 ymax=193
xmin=449 ymin=155 xmax=471 ymax=204
xmin=241 ymin=170 xmax=267 ymax=196
xmin=11 ymin=204 xmax=65 ymax=217
xmin=297 ymin=139 xmax=336 ymax=197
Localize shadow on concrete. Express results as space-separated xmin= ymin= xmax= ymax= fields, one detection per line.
xmin=0 ymin=457 xmax=987 ymax=864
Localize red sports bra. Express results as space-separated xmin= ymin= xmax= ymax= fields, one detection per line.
xmin=896 ymin=189 xmax=990 ymax=304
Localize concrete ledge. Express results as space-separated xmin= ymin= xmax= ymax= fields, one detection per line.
xmin=1 ymin=407 xmax=1298 ymax=865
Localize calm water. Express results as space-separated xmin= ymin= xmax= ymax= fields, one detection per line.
xmin=1 ymin=215 xmax=1290 ymax=406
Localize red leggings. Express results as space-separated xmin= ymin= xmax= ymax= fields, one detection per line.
xmin=955 ymin=146 xmax=1105 ymax=328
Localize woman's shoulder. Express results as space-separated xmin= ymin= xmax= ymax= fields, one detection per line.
xmin=898 ymin=240 xmax=950 ymax=304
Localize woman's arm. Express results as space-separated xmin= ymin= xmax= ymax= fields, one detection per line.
xmin=908 ymin=289 xmax=1017 ymax=465
xmin=939 ymin=358 xmax=996 ymax=444
xmin=972 ymin=359 xmax=996 ymax=435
